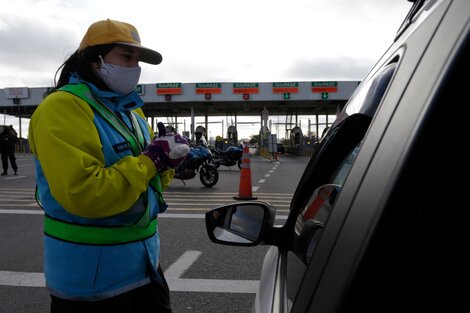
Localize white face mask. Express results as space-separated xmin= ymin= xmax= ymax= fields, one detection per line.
xmin=96 ymin=55 xmax=141 ymax=95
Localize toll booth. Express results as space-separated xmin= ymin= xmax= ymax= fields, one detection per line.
xmin=259 ymin=125 xmax=270 ymax=147
xmin=227 ymin=125 xmax=238 ymax=146
xmin=195 ymin=126 xmax=206 ymax=145
xmin=291 ymin=126 xmax=303 ymax=146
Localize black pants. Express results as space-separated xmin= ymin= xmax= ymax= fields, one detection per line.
xmin=50 ymin=267 xmax=172 ymax=313
xmin=1 ymin=150 xmax=17 ymax=173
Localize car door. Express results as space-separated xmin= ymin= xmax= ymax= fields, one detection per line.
xmin=205 ymin=49 xmax=403 ymax=313
xmin=270 ymin=58 xmax=401 ymax=313
xmin=254 ymin=0 xmax=454 ymax=309
xmin=291 ymin=0 xmax=469 ymax=312
xmin=204 ymin=2 xmax=469 ymax=313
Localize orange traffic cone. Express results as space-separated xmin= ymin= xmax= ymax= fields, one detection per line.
xmin=234 ymin=145 xmax=257 ymax=200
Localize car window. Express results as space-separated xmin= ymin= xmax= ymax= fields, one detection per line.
xmin=330 ymin=142 xmax=362 ymax=186
xmin=285 ymin=60 xmax=399 ymax=312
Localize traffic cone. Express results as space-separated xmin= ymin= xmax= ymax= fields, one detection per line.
xmin=234 ymin=145 xmax=257 ymax=200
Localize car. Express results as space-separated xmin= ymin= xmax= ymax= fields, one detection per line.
xmin=205 ymin=1 xmax=470 ymax=312
xmin=277 ymin=143 xmax=285 ymax=154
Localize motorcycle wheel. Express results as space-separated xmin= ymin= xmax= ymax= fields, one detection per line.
xmin=237 ymin=159 xmax=242 ymax=169
xmin=200 ymin=164 xmax=219 ymax=187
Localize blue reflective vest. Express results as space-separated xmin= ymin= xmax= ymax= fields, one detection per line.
xmin=35 ymin=83 xmax=165 ymax=300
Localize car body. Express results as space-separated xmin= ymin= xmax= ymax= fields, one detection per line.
xmin=205 ymin=0 xmax=470 ymax=312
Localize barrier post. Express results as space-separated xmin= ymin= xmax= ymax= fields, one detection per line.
xmin=234 ymin=145 xmax=257 ymax=200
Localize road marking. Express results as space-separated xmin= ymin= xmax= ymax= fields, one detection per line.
xmin=167 ymin=278 xmax=259 ymax=293
xmin=0 ymin=272 xmax=259 ymax=293
xmin=0 ymin=251 xmax=260 ymax=294
xmin=4 ymin=176 xmax=27 ymax=180
xmin=0 ymin=209 xmax=42 ymax=214
xmin=0 ymin=271 xmax=45 ymax=287
xmin=258 ymin=179 xmax=266 ymax=183
xmin=164 ymin=251 xmax=202 ymax=278
xmin=0 ymin=210 xmax=289 ymax=219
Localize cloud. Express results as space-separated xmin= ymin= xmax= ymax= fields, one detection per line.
xmin=286 ymin=57 xmax=372 ymax=81
xmin=0 ymin=0 xmax=412 ymax=88
xmin=0 ymin=13 xmax=77 ymax=86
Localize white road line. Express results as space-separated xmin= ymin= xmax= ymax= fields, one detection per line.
xmin=164 ymin=251 xmax=202 ymax=278
xmin=161 ymin=213 xmax=205 ymax=218
xmin=0 ymin=271 xmax=45 ymax=287
xmin=0 ymin=209 xmax=42 ymax=214
xmin=258 ymin=179 xmax=266 ymax=183
xmin=0 ymin=210 xmax=289 ymax=219
xmin=167 ymin=278 xmax=259 ymax=293
xmin=0 ymin=251 xmax=260 ymax=294
xmin=0 ymin=271 xmax=259 ymax=293
xmin=4 ymin=176 xmax=27 ymax=180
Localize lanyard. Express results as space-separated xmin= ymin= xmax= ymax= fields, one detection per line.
xmin=58 ymin=84 xmax=165 ymax=202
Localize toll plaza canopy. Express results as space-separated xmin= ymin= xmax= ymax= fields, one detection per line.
xmin=0 ymin=81 xmax=359 ymax=118
xmin=1 ymin=81 xmax=360 ymax=142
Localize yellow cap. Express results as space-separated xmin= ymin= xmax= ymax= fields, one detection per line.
xmin=79 ymin=19 xmax=162 ymax=65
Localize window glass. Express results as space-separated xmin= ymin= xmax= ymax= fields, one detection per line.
xmin=285 ymin=61 xmax=398 ymax=312
xmin=330 ymin=142 xmax=362 ymax=186
xmin=287 ymin=142 xmax=362 ymax=310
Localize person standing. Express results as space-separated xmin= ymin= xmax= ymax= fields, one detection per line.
xmin=28 ymin=19 xmax=189 ymax=313
xmin=0 ymin=125 xmax=19 ymax=175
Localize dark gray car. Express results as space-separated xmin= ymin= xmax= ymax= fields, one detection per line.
xmin=206 ymin=0 xmax=470 ymax=312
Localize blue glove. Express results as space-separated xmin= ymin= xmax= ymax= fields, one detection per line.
xmin=142 ymin=122 xmax=190 ymax=172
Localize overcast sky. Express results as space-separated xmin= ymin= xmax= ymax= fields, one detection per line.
xmin=1 ymin=0 xmax=412 ymax=139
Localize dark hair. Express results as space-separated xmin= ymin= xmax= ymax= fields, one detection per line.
xmin=53 ymin=44 xmax=115 ymax=91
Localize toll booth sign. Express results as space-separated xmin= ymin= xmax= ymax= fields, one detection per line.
xmin=156 ymin=83 xmax=182 ymax=95
xmin=312 ymin=82 xmax=337 ymax=93
xmin=272 ymin=82 xmax=299 ymax=94
xmin=233 ymin=83 xmax=259 ymax=94
xmin=196 ymin=83 xmax=222 ymax=94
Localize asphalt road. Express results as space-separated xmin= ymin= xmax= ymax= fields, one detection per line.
xmin=0 ymin=152 xmax=310 ymax=313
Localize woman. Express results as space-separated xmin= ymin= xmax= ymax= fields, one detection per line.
xmin=28 ymin=19 xmax=188 ymax=312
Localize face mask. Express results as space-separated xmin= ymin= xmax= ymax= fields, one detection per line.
xmin=96 ymin=55 xmax=141 ymax=95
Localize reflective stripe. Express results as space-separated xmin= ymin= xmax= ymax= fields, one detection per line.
xmin=59 ymin=84 xmax=144 ymax=156
xmin=38 ymin=83 xmax=165 ymax=244
xmin=129 ymin=112 xmax=146 ymax=151
xmin=44 ymin=212 xmax=157 ymax=245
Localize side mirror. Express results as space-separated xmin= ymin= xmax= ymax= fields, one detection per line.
xmin=299 ymin=220 xmax=323 ymax=264
xmin=300 ymin=184 xmax=341 ymax=223
xmin=205 ymin=201 xmax=275 ymax=246
xmin=295 ymin=184 xmax=341 ymax=264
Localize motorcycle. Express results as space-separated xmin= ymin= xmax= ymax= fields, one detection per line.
xmin=211 ymin=145 xmax=243 ymax=169
xmin=174 ymin=144 xmax=219 ymax=187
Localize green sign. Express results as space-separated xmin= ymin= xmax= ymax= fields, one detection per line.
xmin=321 ymin=92 xmax=329 ymax=99
xmin=196 ymin=83 xmax=221 ymax=88
xmin=233 ymin=83 xmax=259 ymax=88
xmin=157 ymin=83 xmax=182 ymax=88
xmin=283 ymin=93 xmax=290 ymax=100
xmin=273 ymin=82 xmax=298 ymax=88
xmin=312 ymin=82 xmax=337 ymax=87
